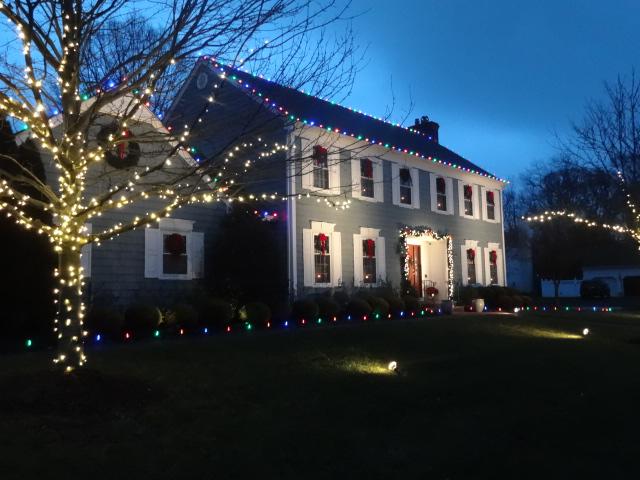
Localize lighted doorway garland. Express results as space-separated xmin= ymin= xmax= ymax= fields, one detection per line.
xmin=398 ymin=226 xmax=454 ymax=300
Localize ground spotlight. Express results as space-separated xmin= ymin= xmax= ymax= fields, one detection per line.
xmin=388 ymin=361 xmax=398 ymax=372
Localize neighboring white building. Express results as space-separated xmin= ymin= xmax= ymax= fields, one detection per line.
xmin=540 ymin=264 xmax=640 ymax=297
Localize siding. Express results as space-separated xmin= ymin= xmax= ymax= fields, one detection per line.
xmin=292 ymin=128 xmax=506 ymax=296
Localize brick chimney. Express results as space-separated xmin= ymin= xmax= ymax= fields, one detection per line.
xmin=411 ymin=115 xmax=439 ymax=143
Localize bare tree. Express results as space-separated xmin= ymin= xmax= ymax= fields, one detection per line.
xmin=0 ymin=0 xmax=359 ymax=373
xmin=524 ymin=72 xmax=640 ymax=247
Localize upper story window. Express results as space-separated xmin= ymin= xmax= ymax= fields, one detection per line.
xmin=360 ymin=159 xmax=374 ymax=198
xmin=436 ymin=177 xmax=447 ymax=211
xmin=163 ymin=233 xmax=188 ymax=275
xmin=399 ymin=168 xmax=413 ymax=205
xmin=486 ymin=191 xmax=496 ymax=220
xmin=463 ymin=185 xmax=474 ymax=216
xmin=362 ymin=238 xmax=377 ymax=284
xmin=312 ymin=145 xmax=329 ymax=190
xmin=313 ymin=233 xmax=331 ymax=284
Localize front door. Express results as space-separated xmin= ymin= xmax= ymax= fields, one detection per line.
xmin=407 ymin=244 xmax=422 ymax=296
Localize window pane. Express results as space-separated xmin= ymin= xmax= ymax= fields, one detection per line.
xmin=312 ymin=146 xmax=329 ymax=189
xmin=467 ymin=257 xmax=476 ymax=284
xmin=163 ymin=254 xmax=188 ymax=274
xmin=437 ymin=193 xmax=447 ymax=211
xmin=464 ymin=198 xmax=473 ymax=216
xmin=314 ymin=234 xmax=331 ymax=283
xmin=400 ymin=185 xmax=412 ymax=204
xmin=362 ymin=239 xmax=376 ymax=283
xmin=486 ymin=191 xmax=495 ymax=220
xmin=490 ymin=264 xmax=498 ymax=285
xmin=360 ymin=159 xmax=374 ymax=198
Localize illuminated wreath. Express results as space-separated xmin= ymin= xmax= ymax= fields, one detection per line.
xmin=97 ymin=124 xmax=141 ymax=169
xmin=165 ymin=233 xmax=186 ymax=256
xmin=425 ymin=287 xmax=439 ymax=298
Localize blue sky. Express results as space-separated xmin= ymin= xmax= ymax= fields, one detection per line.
xmin=339 ymin=0 xmax=640 ymax=183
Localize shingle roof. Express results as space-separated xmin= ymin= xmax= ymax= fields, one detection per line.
xmin=203 ymin=58 xmax=506 ymax=183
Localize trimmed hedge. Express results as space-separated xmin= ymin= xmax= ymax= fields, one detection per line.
xmin=346 ymin=298 xmax=372 ymax=318
xmin=402 ymin=295 xmax=419 ymax=312
xmin=315 ymin=296 xmax=341 ymax=319
xmin=240 ymin=302 xmax=271 ymax=324
xmin=173 ymin=303 xmax=199 ymax=329
xmin=369 ymin=297 xmax=390 ymax=317
xmin=292 ymin=298 xmax=319 ymax=320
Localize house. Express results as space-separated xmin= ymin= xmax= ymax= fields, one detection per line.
xmin=163 ymin=58 xmax=508 ymax=302
xmin=19 ymin=58 xmax=508 ymax=309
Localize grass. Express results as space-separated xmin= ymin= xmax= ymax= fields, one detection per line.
xmin=2 ymin=312 xmax=640 ymax=479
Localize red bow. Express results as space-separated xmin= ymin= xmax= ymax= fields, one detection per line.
xmin=317 ymin=233 xmax=328 ymax=255
xmin=467 ymin=248 xmax=475 ymax=261
xmin=365 ymin=239 xmax=375 ymax=258
xmin=489 ymin=250 xmax=497 ymax=265
xmin=464 ymin=185 xmax=473 ymax=199
xmin=487 ymin=191 xmax=495 ymax=204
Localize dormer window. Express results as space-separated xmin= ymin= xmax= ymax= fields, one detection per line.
xmin=312 ymin=145 xmax=329 ymax=190
xmin=360 ymin=158 xmax=374 ymax=198
xmin=399 ymin=168 xmax=412 ymax=205
xmin=463 ymin=185 xmax=473 ymax=216
xmin=436 ymin=177 xmax=447 ymax=211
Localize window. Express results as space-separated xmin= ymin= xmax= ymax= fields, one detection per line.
xmin=466 ymin=248 xmax=477 ymax=285
xmin=399 ymin=168 xmax=412 ymax=205
xmin=163 ymin=233 xmax=188 ymax=274
xmin=362 ymin=238 xmax=377 ymax=284
xmin=144 ymin=218 xmax=204 ymax=280
xmin=436 ymin=177 xmax=447 ymax=211
xmin=489 ymin=250 xmax=498 ymax=285
xmin=314 ymin=233 xmax=331 ymax=283
xmin=463 ymin=185 xmax=473 ymax=216
xmin=360 ymin=159 xmax=374 ymax=198
xmin=312 ymin=145 xmax=329 ymax=190
xmin=486 ymin=191 xmax=496 ymax=220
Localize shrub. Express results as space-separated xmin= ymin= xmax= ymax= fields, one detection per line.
xmin=521 ymin=295 xmax=534 ymax=307
xmin=457 ymin=286 xmax=479 ymax=306
xmin=386 ymin=296 xmax=405 ymax=315
xmin=354 ymin=290 xmax=376 ymax=307
xmin=346 ymin=298 xmax=372 ymax=318
xmin=291 ymin=298 xmax=319 ymax=320
xmin=369 ymin=297 xmax=390 ymax=317
xmin=86 ymin=306 xmax=124 ymax=339
xmin=240 ymin=301 xmax=271 ymax=324
xmin=124 ymin=303 xmax=161 ymax=336
xmin=402 ymin=295 xmax=419 ymax=312
xmin=198 ymin=297 xmax=234 ymax=327
xmin=332 ymin=290 xmax=350 ymax=308
xmin=316 ymin=296 xmax=340 ymax=319
xmin=173 ymin=303 xmax=199 ymax=329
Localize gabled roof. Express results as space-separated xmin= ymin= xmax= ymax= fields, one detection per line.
xmin=201 ymin=58 xmax=506 ymax=183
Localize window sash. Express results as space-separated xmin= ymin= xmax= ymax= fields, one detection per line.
xmin=313 ymin=234 xmax=331 ymax=283
xmin=490 ymin=263 xmax=498 ymax=285
xmin=467 ymin=257 xmax=476 ymax=284
xmin=464 ymin=197 xmax=473 ymax=216
xmin=312 ymin=147 xmax=329 ymax=189
xmin=487 ymin=192 xmax=496 ymax=220
xmin=437 ymin=192 xmax=447 ymax=211
xmin=362 ymin=239 xmax=377 ymax=284
xmin=400 ymin=185 xmax=412 ymax=204
xmin=162 ymin=233 xmax=188 ymax=274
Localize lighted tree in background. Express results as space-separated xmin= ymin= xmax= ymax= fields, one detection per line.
xmin=524 ymin=71 xmax=640 ymax=249
xmin=0 ymin=0 xmax=358 ymax=373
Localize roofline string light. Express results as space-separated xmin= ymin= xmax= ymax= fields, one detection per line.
xmin=203 ymin=57 xmax=508 ymax=184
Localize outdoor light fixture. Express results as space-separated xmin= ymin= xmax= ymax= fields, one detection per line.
xmin=388 ymin=361 xmax=398 ymax=372
xmin=514 ymin=307 xmax=520 ymax=313
xmin=582 ymin=328 xmax=590 ymax=336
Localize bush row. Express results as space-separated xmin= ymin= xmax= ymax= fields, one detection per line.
xmin=457 ymin=285 xmax=533 ymax=310
xmin=291 ymin=288 xmax=419 ymax=321
xmin=86 ymin=298 xmax=269 ymax=339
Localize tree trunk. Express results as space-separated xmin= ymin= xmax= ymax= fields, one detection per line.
xmin=53 ymin=244 xmax=86 ymax=373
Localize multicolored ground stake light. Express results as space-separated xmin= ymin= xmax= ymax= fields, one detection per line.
xmin=17 ymin=303 xmax=618 ymax=350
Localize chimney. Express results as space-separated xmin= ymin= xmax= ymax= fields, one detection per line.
xmin=411 ymin=115 xmax=439 ymax=143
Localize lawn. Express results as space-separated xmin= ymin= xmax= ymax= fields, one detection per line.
xmin=2 ymin=312 xmax=640 ymax=479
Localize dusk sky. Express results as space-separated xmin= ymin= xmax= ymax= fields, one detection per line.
xmin=342 ymin=0 xmax=640 ymax=183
